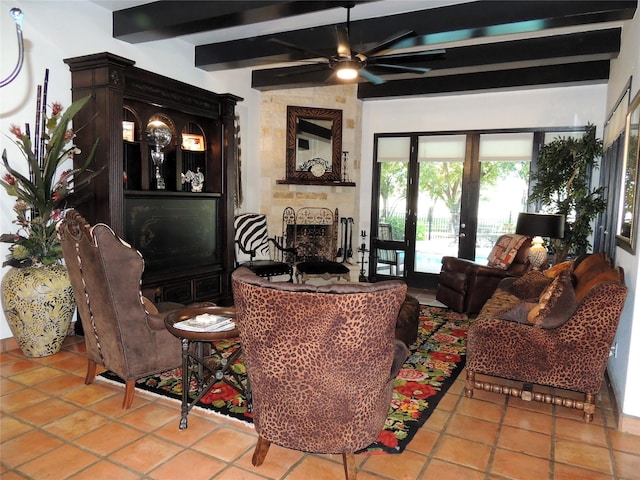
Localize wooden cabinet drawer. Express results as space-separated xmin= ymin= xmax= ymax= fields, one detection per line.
xmin=195 ymin=275 xmax=221 ymax=300
xmin=163 ymin=281 xmax=193 ymax=303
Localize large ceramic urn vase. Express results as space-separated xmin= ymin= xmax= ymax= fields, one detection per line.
xmin=1 ymin=264 xmax=75 ymax=357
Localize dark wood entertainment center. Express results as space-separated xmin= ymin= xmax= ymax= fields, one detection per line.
xmin=65 ymin=52 xmax=242 ymax=305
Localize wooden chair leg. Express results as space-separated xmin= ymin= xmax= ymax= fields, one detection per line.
xmin=342 ymin=452 xmax=357 ymax=480
xmin=464 ymin=369 xmax=475 ymax=398
xmin=84 ymin=358 xmax=97 ymax=385
xmin=122 ymin=380 xmax=136 ymax=409
xmin=252 ymin=435 xmax=271 ymax=466
xmin=583 ymin=392 xmax=596 ymax=422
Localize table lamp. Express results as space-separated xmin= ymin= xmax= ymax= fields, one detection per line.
xmin=515 ymin=212 xmax=565 ymax=270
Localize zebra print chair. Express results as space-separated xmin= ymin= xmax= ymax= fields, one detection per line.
xmin=234 ymin=213 xmax=294 ymax=281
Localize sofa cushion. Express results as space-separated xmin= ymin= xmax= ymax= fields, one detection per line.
xmin=487 ymin=234 xmax=528 ymax=269
xmin=496 ymin=301 xmax=537 ymax=324
xmin=527 ymin=270 xmax=577 ymax=328
xmin=543 ymin=260 xmax=574 ymax=279
xmin=510 ymin=270 xmax=552 ymax=299
xmin=574 ymin=268 xmax=621 ymax=303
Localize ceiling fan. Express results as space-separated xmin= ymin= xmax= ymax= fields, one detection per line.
xmin=270 ymin=4 xmax=445 ymax=85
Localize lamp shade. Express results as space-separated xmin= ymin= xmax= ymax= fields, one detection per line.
xmin=515 ymin=212 xmax=565 ymax=238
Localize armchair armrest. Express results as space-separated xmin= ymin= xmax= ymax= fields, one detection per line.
xmin=469 ymin=264 xmax=511 ymax=279
xmin=441 ymin=256 xmax=477 ymax=274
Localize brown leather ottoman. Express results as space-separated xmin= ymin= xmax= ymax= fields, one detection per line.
xmin=396 ymin=295 xmax=420 ymax=347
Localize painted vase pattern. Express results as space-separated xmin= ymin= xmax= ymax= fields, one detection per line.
xmin=1 ymin=264 xmax=75 ymax=357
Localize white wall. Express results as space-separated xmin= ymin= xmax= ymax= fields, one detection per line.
xmin=0 ymin=0 xmax=258 ymax=339
xmin=606 ymin=10 xmax=640 ymax=419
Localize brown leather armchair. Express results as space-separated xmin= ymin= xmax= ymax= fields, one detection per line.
xmin=232 ymin=267 xmax=409 ymax=480
xmin=57 ymin=210 xmax=185 ymax=408
xmin=436 ymin=235 xmax=531 ymax=313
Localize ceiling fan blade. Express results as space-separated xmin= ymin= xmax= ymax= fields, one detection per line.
xmin=269 ymin=37 xmax=328 ymax=59
xmin=371 ymin=48 xmax=446 ymax=62
xmin=360 ymin=30 xmax=418 ymax=58
xmin=336 ymin=25 xmax=351 ymax=57
xmin=369 ymin=63 xmax=431 ymax=74
xmin=359 ymin=68 xmax=385 ymax=85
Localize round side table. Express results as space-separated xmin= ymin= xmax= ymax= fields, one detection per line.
xmin=165 ymin=305 xmax=244 ymax=429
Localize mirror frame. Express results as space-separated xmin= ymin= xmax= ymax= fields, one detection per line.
xmin=616 ymin=90 xmax=640 ymax=252
xmin=284 ymin=105 xmax=342 ymax=183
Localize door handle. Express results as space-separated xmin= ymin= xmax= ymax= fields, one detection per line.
xmin=459 ymin=233 xmax=466 ymax=238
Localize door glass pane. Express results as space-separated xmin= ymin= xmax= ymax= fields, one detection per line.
xmin=376 ymin=137 xmax=409 ymax=275
xmin=477 ymin=132 xmax=533 ymax=264
xmin=416 ymin=135 xmax=466 ymax=273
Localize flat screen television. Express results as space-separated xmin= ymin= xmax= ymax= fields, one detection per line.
xmin=124 ymin=196 xmax=220 ymax=277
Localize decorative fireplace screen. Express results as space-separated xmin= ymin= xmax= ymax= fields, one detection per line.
xmin=283 ymin=207 xmax=340 ymax=262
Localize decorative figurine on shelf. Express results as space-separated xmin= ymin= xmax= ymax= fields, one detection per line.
xmin=181 ymin=167 xmax=204 ymax=192
xmin=358 ymin=230 xmax=369 ymax=282
xmin=147 ymin=120 xmax=172 ymax=190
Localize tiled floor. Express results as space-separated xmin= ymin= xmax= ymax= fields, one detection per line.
xmin=2 ymin=331 xmax=640 ymax=479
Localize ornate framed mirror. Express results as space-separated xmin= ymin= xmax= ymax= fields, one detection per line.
xmin=279 ymin=105 xmax=344 ymax=184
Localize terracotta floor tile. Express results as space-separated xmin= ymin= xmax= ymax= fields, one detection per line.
xmin=36 ymin=373 xmax=86 ymax=396
xmin=506 ymin=397 xmax=554 ymax=415
xmin=422 ymin=407 xmax=451 ymax=431
xmin=0 ymin=387 xmax=51 ymax=413
xmin=119 ymin=402 xmax=178 ymax=431
xmin=446 ymin=413 xmax=500 ymax=444
xmin=0 ymin=471 xmax=29 ymax=480
xmin=362 ymin=449 xmax=426 ymax=479
xmin=433 ymin=435 xmax=492 ymax=471
xmin=74 ymin=421 xmax=145 ymax=455
xmin=0 ymin=357 xmax=40 ymax=376
xmin=492 ymin=448 xmax=550 ymax=480
xmin=503 ymin=406 xmax=553 ymax=434
xmin=0 ymin=415 xmax=31 ymax=442
xmin=62 ymin=381 xmax=119 ymax=406
xmin=405 ymin=426 xmax=440 ymax=455
xmin=613 ymin=450 xmax=640 ymax=479
xmin=419 ymin=458 xmax=485 ymax=480
xmin=609 ymin=428 xmax=640 ymax=455
xmin=497 ymin=425 xmax=551 ymax=458
xmin=18 ymin=443 xmax=99 ymax=480
xmin=154 ymin=414 xmax=221 ymax=446
xmin=284 ymin=455 xmax=361 ymax=480
xmin=192 ymin=425 xmax=256 ymax=462
xmin=234 ymin=441 xmax=304 ymax=478
xmin=1 ymin=430 xmax=64 ymax=468
xmin=212 ymin=465 xmax=278 ymax=480
xmin=0 ymin=377 xmax=25 ymax=395
xmin=110 ymin=435 xmax=183 ymax=474
xmin=68 ymin=460 xmax=143 ymax=479
xmin=50 ymin=354 xmax=89 ymax=373
xmin=555 ymin=416 xmax=608 ymax=446
xmin=435 ymin=391 xmax=459 ymax=412
xmin=46 ymin=409 xmax=110 ymax=440
xmin=13 ymin=397 xmax=78 ymax=426
xmin=149 ymin=449 xmax=226 ymax=480
xmin=90 ymin=392 xmax=148 ymax=418
xmin=457 ymin=397 xmax=504 ymax=423
xmin=554 ymin=438 xmax=613 ymax=474
xmin=553 ymin=462 xmax=617 ymax=480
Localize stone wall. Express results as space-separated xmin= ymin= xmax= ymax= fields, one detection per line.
xmin=258 ymin=84 xmax=362 ymax=273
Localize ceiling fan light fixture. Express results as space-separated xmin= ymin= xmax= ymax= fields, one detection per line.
xmin=336 ymin=65 xmax=358 ymax=80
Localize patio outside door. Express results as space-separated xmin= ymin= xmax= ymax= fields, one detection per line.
xmin=371 ymin=132 xmax=532 ymax=289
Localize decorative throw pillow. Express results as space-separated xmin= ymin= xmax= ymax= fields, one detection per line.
xmin=543 ymin=260 xmax=573 ymax=279
xmin=487 ymin=234 xmax=528 ymax=270
xmin=496 ymin=301 xmax=537 ymax=324
xmin=574 ymin=267 xmax=621 ymax=303
xmin=510 ymin=270 xmax=552 ymax=299
xmin=527 ymin=270 xmax=577 ymax=329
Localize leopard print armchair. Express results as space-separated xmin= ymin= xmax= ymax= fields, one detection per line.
xmin=232 ymin=267 xmax=408 ymax=479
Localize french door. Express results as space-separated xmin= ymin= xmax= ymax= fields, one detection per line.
xmin=371 ymin=131 xmax=534 ymax=289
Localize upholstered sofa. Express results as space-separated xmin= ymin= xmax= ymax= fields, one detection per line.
xmin=465 ymin=252 xmax=627 ymax=421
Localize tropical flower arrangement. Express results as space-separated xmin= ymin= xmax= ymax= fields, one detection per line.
xmin=1 ymin=79 xmax=100 ymax=268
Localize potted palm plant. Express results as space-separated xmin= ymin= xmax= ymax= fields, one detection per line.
xmin=0 ymin=75 xmax=100 ymax=357
xmin=529 ymin=124 xmax=606 ymax=263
